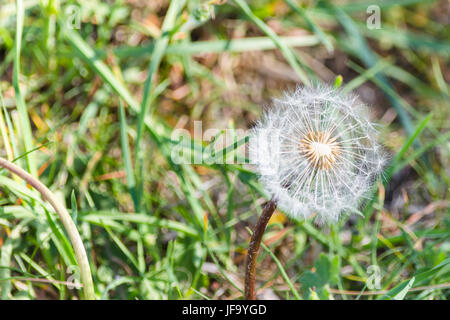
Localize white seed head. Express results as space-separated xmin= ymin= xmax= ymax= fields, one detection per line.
xmin=249 ymin=83 xmax=387 ymax=224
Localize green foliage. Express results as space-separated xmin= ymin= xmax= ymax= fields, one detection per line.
xmin=0 ymin=0 xmax=448 ymax=300
xmin=300 ymin=253 xmax=340 ymax=299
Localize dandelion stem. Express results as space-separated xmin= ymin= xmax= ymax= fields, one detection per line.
xmin=0 ymin=157 xmax=96 ymax=300
xmin=245 ymin=198 xmax=277 ymax=300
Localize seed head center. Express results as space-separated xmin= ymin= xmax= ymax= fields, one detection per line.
xmin=310 ymin=142 xmax=332 ymax=157
xmin=300 ymin=130 xmax=341 ymax=170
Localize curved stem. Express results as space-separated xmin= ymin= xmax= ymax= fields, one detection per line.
xmin=245 ymin=198 xmax=277 ymax=300
xmin=0 ymin=157 xmax=96 ymax=300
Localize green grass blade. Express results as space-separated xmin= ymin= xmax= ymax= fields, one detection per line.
xmin=378 ymin=258 xmax=450 ymax=300
xmin=232 ymin=0 xmax=310 ymax=85
xmin=260 ymin=239 xmax=301 ymax=300
xmin=43 ymin=208 xmax=78 ymax=267
xmin=384 ymin=114 xmax=433 ymax=183
xmin=13 ymin=0 xmax=37 ymax=177
xmin=285 ymin=0 xmax=333 ymax=53
xmin=118 ymin=100 xmax=138 ymax=211
xmin=81 ymin=212 xmax=201 ymax=239
xmin=328 ymin=2 xmax=416 ymax=138
xmin=136 ymin=0 xmax=186 ymax=154
xmin=111 ymin=35 xmax=319 ymax=57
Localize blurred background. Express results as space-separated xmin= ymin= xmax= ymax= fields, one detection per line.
xmin=0 ymin=0 xmax=448 ymax=300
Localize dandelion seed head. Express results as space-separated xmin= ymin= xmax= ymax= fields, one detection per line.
xmin=249 ymin=83 xmax=387 ymax=224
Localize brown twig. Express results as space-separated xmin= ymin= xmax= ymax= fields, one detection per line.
xmin=245 ymin=198 xmax=277 ymax=300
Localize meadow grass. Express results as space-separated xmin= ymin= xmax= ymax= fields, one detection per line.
xmin=0 ymin=0 xmax=448 ymax=300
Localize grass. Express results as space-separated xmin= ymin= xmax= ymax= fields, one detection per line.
xmin=0 ymin=0 xmax=448 ymax=300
